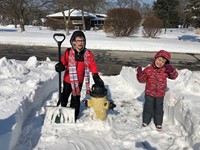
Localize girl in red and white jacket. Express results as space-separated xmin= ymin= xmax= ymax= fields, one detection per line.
xmin=136 ymin=50 xmax=178 ymax=131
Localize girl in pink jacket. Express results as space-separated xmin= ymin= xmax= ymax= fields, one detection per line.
xmin=136 ymin=50 xmax=178 ymax=131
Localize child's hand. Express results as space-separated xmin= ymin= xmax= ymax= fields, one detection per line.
xmin=55 ymin=62 xmax=65 ymax=72
xmin=137 ymin=66 xmax=143 ymax=74
xmin=165 ymin=64 xmax=175 ymax=73
xmin=93 ymin=73 xmax=104 ymax=86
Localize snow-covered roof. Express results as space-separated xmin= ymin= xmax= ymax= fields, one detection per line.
xmin=95 ymin=13 xmax=107 ymax=18
xmin=47 ymin=9 xmax=96 ymax=18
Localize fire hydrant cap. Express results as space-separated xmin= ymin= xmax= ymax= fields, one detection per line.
xmin=90 ymin=84 xmax=107 ymax=97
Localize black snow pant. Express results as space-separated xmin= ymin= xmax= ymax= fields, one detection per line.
xmin=61 ymin=81 xmax=82 ymax=119
xmin=142 ymin=94 xmax=164 ymax=126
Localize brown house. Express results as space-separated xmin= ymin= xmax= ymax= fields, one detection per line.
xmin=46 ymin=9 xmax=106 ymax=30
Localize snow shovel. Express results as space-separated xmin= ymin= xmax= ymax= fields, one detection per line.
xmin=44 ymin=33 xmax=75 ymax=124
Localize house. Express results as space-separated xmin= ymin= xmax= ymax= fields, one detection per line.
xmin=46 ymin=9 xmax=106 ymax=30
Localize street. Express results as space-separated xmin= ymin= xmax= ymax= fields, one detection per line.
xmin=0 ymin=44 xmax=200 ymax=75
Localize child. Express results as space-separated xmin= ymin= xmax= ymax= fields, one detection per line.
xmin=136 ymin=50 xmax=178 ymax=131
xmin=55 ymin=30 xmax=104 ymax=119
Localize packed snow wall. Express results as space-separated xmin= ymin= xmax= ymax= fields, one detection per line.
xmin=0 ymin=57 xmax=58 ymax=150
xmin=119 ymin=67 xmax=200 ymax=149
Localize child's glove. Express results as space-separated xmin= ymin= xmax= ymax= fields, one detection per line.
xmin=93 ymin=73 xmax=104 ymax=86
xmin=165 ymin=64 xmax=175 ymax=73
xmin=137 ymin=66 xmax=143 ymax=74
xmin=55 ymin=62 xmax=65 ymax=72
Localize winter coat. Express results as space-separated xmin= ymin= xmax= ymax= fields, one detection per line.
xmin=137 ymin=50 xmax=178 ymax=97
xmin=61 ymin=48 xmax=98 ymax=84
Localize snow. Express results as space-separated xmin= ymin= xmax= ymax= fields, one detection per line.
xmin=0 ymin=25 xmax=200 ymax=53
xmin=47 ymin=9 xmax=96 ymax=18
xmin=0 ymin=25 xmax=200 ymax=150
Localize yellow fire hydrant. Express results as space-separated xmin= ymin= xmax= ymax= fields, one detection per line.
xmin=86 ymin=84 xmax=116 ymax=121
xmin=87 ymin=96 xmax=110 ymax=121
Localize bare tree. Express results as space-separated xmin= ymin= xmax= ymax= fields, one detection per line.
xmin=116 ymin=0 xmax=131 ymax=8
xmin=52 ymin=0 xmax=75 ymax=35
xmin=48 ymin=0 xmax=106 ymax=32
xmin=82 ymin=0 xmax=105 ymax=13
xmin=113 ymin=0 xmax=141 ymax=9
xmin=0 ymin=0 xmax=49 ymax=32
xmin=177 ymin=0 xmax=188 ymax=28
xmin=73 ymin=0 xmax=90 ymax=31
xmin=140 ymin=3 xmax=153 ymax=19
xmin=73 ymin=0 xmax=105 ymax=31
xmin=104 ymin=8 xmax=142 ymax=37
xmin=51 ymin=0 xmax=103 ymax=33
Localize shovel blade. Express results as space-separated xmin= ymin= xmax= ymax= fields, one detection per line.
xmin=44 ymin=106 xmax=75 ymax=124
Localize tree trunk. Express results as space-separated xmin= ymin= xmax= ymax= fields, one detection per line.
xmin=19 ymin=19 xmax=25 ymax=32
xmin=61 ymin=10 xmax=69 ymax=35
xmin=13 ymin=19 xmax=17 ymax=28
xmin=164 ymin=20 xmax=167 ymax=34
xmin=81 ymin=9 xmax=86 ymax=31
xmin=66 ymin=12 xmax=71 ymax=35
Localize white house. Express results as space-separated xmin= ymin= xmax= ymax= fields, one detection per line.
xmin=46 ymin=9 xmax=107 ymax=30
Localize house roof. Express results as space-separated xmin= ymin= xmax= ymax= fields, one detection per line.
xmin=47 ymin=9 xmax=96 ymax=18
xmin=96 ymin=14 xmax=107 ymax=18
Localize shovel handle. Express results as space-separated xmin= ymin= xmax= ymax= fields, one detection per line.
xmin=53 ymin=33 xmax=65 ymax=61
xmin=53 ymin=33 xmax=66 ymax=45
xmin=53 ymin=33 xmax=66 ymax=107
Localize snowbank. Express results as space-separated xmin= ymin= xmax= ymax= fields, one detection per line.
xmin=0 ymin=58 xmax=200 ymax=149
xmin=165 ymin=69 xmax=200 ymax=148
xmin=0 ymin=57 xmax=57 ymax=150
xmin=120 ymin=67 xmax=200 ymax=148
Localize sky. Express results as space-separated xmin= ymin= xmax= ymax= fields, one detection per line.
xmin=113 ymin=0 xmax=155 ymax=4
xmin=111 ymin=0 xmax=155 ymax=5
xmin=0 ymin=25 xmax=200 ymax=150
xmin=142 ymin=0 xmax=155 ymax=4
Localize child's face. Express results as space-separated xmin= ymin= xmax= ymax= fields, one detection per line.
xmin=155 ymin=57 xmax=167 ymax=68
xmin=73 ymin=36 xmax=85 ymax=51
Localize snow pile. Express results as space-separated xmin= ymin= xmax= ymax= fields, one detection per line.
xmin=0 ymin=57 xmax=57 ymax=150
xmin=120 ymin=67 xmax=200 ymax=148
xmin=165 ymin=69 xmax=200 ymax=148
xmin=0 ymin=57 xmax=200 ymax=149
xmin=1 ymin=25 xmax=200 ymax=149
xmin=0 ymin=25 xmax=18 ymax=32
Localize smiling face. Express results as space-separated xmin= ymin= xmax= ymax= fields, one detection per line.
xmin=154 ymin=56 xmax=167 ymax=68
xmin=72 ymin=36 xmax=85 ymax=52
